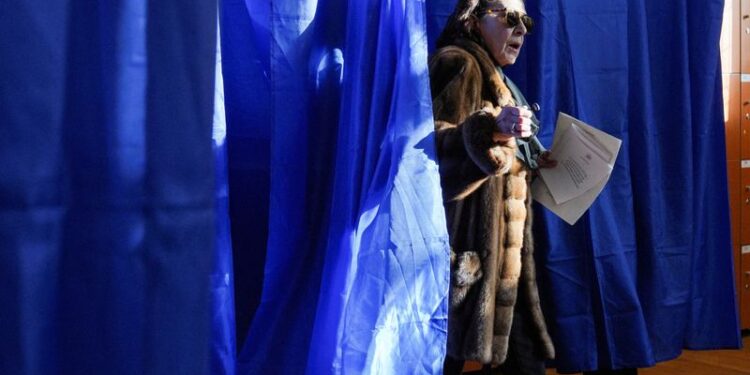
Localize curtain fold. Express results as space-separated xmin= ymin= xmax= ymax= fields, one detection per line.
xmin=219 ymin=0 xmax=272 ymax=348
xmin=211 ymin=21 xmax=237 ymax=375
xmin=1 ymin=1 xmax=219 ymax=374
xmin=0 ymin=2 xmax=68 ymax=374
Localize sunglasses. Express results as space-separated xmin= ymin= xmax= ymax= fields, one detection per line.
xmin=478 ymin=8 xmax=534 ymax=33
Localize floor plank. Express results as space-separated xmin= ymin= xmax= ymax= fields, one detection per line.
xmin=544 ymin=335 xmax=749 ymax=375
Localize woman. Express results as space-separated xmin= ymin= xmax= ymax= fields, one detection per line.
xmin=429 ymin=0 xmax=556 ymax=374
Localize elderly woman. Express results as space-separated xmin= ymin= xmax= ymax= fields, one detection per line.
xmin=429 ymin=0 xmax=556 ymax=374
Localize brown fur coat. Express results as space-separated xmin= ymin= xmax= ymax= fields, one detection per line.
xmin=429 ymin=38 xmax=555 ymax=365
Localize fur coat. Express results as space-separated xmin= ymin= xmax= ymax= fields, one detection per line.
xmin=429 ymin=38 xmax=555 ymax=365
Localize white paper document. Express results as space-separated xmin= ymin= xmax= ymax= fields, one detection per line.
xmin=532 ymin=113 xmax=622 ymax=225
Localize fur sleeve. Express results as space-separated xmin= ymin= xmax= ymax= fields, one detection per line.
xmin=430 ymin=47 xmax=516 ymax=200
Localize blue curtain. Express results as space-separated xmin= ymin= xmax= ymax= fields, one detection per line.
xmin=224 ymin=0 xmax=450 ymax=374
xmin=219 ymin=0 xmax=273 ymax=351
xmin=1 ymin=1 xmax=219 ymax=374
xmin=428 ymin=0 xmax=741 ymax=372
xmin=4 ymin=0 xmax=739 ymax=374
xmin=212 ymin=23 xmax=238 ymax=375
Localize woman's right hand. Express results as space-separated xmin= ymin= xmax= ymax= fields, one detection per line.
xmin=495 ymin=106 xmax=534 ymax=138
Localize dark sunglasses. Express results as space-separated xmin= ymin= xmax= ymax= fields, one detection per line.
xmin=478 ymin=8 xmax=534 ymax=33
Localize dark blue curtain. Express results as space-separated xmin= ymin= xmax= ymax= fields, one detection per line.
xmin=429 ymin=0 xmax=741 ymax=372
xmin=219 ymin=0 xmax=272 ymax=351
xmin=1 ymin=1 xmax=219 ymax=374
xmin=223 ymin=0 xmax=450 ymax=374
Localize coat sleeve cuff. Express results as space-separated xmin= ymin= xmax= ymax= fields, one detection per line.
xmin=462 ymin=110 xmax=516 ymax=176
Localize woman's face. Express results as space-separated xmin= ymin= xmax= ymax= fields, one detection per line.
xmin=474 ymin=0 xmax=528 ymax=67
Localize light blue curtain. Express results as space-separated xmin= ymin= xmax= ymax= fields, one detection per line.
xmin=227 ymin=0 xmax=450 ymax=374
xmin=211 ymin=22 xmax=237 ymax=375
xmin=1 ymin=1 xmax=219 ymax=374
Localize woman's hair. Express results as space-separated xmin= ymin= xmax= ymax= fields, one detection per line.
xmin=435 ymin=0 xmax=519 ymax=48
xmin=435 ymin=0 xmax=483 ymax=48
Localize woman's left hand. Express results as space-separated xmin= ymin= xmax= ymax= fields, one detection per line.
xmin=537 ymin=151 xmax=557 ymax=169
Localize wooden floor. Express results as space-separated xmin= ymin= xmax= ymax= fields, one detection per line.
xmin=544 ymin=335 xmax=750 ymax=375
